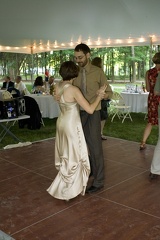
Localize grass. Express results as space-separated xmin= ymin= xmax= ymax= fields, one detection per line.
xmin=0 ymin=82 xmax=157 ymax=150
xmin=26 ymin=83 xmax=33 ymax=92
xmin=0 ymin=113 xmax=158 ymax=150
xmin=0 ymin=118 xmax=57 ymax=149
xmin=105 ymin=112 xmax=158 ymax=145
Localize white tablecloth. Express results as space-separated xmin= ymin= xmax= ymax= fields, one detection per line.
xmin=30 ymin=94 xmax=60 ymax=119
xmin=121 ymin=92 xmax=149 ymax=113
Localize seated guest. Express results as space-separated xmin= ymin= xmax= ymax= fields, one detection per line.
xmin=48 ymin=76 xmax=55 ymax=95
xmin=33 ymin=76 xmax=45 ymax=93
xmin=44 ymin=75 xmax=54 ymax=92
xmin=48 ymin=76 xmax=55 ymax=87
xmin=1 ymin=76 xmax=14 ymax=90
xmin=15 ymin=75 xmax=28 ymax=95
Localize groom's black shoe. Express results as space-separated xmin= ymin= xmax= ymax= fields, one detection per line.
xmin=86 ymin=185 xmax=104 ymax=193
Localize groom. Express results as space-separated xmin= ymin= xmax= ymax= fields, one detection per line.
xmin=73 ymin=43 xmax=113 ymax=193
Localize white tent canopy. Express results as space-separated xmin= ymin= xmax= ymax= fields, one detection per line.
xmin=0 ymin=0 xmax=160 ymax=54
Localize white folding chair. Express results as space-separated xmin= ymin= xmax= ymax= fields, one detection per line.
xmin=110 ymin=91 xmax=133 ymax=123
xmin=40 ymin=111 xmax=45 ymax=127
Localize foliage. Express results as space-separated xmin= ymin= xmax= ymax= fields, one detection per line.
xmin=0 ymin=52 xmax=28 ymax=76
xmin=0 ymin=46 xmax=158 ymax=81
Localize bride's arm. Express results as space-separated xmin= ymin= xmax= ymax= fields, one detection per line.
xmin=73 ymin=86 xmax=106 ymax=114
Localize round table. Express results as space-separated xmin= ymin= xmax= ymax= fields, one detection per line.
xmin=121 ymin=92 xmax=149 ymax=113
xmin=30 ymin=94 xmax=60 ymax=118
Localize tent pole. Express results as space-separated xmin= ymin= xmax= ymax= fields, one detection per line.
xmin=149 ymin=37 xmax=153 ymax=69
xmin=31 ymin=46 xmax=34 ymax=85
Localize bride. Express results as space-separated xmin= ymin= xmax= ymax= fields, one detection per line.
xmin=47 ymin=61 xmax=106 ymax=201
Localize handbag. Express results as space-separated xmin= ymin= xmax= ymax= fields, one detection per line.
xmin=1 ymin=90 xmax=13 ymax=100
xmin=15 ymin=97 xmax=26 ymax=116
xmin=0 ymin=99 xmax=17 ymax=119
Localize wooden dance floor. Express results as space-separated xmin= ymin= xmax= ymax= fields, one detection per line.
xmin=0 ymin=137 xmax=160 ymax=240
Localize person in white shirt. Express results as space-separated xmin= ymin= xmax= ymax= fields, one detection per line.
xmin=15 ymin=75 xmax=28 ymax=95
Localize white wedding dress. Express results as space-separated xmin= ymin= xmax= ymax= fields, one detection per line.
xmin=47 ymin=83 xmax=90 ymax=200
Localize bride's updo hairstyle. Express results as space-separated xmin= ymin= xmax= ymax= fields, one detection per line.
xmin=59 ymin=61 xmax=79 ymax=81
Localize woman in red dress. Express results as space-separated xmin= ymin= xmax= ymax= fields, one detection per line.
xmin=140 ymin=52 xmax=160 ymax=150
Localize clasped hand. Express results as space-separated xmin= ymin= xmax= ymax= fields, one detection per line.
xmin=97 ymin=85 xmax=107 ymax=99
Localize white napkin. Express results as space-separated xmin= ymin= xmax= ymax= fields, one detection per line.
xmin=3 ymin=142 xmax=32 ymax=149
